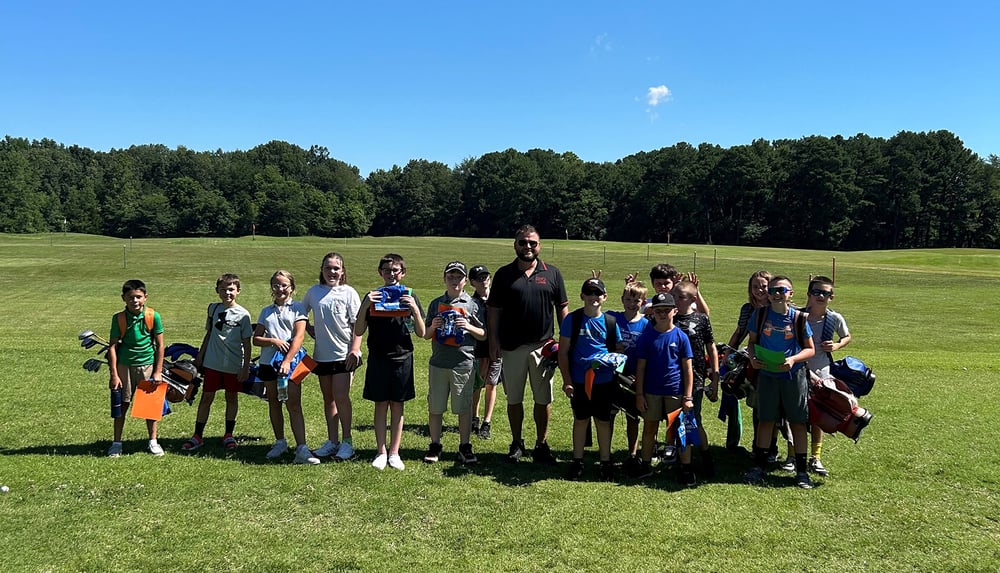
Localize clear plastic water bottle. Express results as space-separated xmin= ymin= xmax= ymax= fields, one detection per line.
xmin=276 ymin=375 xmax=289 ymax=402
xmin=110 ymin=387 xmax=123 ymax=418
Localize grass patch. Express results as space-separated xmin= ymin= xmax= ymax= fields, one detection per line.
xmin=1 ymin=234 xmax=999 ymax=572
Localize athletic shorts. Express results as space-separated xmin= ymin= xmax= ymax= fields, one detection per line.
xmin=474 ymin=357 xmax=503 ymax=389
xmin=757 ymin=368 xmax=809 ymax=424
xmin=203 ymin=367 xmax=241 ymax=393
xmin=114 ymin=364 xmax=153 ymax=403
xmin=501 ymin=342 xmax=553 ymax=406
xmin=363 ymin=354 xmax=415 ymax=403
xmin=313 ymin=360 xmax=351 ymax=377
xmin=427 ymin=364 xmax=475 ymax=415
xmin=641 ymin=393 xmax=684 ymax=423
xmin=570 ymin=382 xmax=616 ymax=422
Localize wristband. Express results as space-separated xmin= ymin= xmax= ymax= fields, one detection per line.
xmin=682 ymin=396 xmax=693 ymax=401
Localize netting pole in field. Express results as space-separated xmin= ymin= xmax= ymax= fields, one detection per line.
xmin=714 ymin=249 xmax=717 ymax=270
xmin=693 ymin=251 xmax=697 ymax=274
xmin=833 ymin=257 xmax=837 ymax=284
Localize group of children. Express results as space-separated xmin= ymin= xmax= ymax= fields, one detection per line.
xmin=105 ymin=253 xmax=502 ymax=471
xmin=105 ymin=257 xmax=851 ymax=487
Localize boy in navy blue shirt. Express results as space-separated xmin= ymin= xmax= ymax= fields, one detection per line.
xmin=634 ymin=293 xmax=696 ymax=486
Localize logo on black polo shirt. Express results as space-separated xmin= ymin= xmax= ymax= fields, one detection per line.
xmin=534 ymin=277 xmax=548 ymax=285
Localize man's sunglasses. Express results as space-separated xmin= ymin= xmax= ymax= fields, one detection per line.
xmin=767 ymin=286 xmax=790 ymax=295
xmin=516 ymin=239 xmax=539 ymax=248
xmin=809 ymin=289 xmax=833 ymax=298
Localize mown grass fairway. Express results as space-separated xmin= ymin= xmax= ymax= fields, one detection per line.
xmin=1 ymin=234 xmax=998 ymax=572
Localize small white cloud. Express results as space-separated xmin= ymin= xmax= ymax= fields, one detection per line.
xmin=591 ymin=33 xmax=611 ymax=53
xmin=646 ymin=85 xmax=671 ymax=106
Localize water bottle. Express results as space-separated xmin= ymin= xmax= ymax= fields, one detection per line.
xmin=404 ymin=316 xmax=415 ymax=334
xmin=110 ymin=387 xmax=123 ymax=418
xmin=276 ymin=375 xmax=289 ymax=402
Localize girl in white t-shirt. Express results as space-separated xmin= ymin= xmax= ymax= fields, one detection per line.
xmin=303 ymin=253 xmax=363 ymax=461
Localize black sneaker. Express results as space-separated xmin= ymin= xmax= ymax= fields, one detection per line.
xmin=599 ymin=461 xmax=616 ymax=481
xmin=633 ymin=460 xmax=654 ymax=479
xmin=565 ymin=459 xmax=585 ymax=481
xmin=471 ymin=416 xmax=480 ymax=435
xmin=423 ymin=442 xmax=443 ymax=464
xmin=533 ymin=442 xmax=558 ymax=465
xmin=458 ymin=443 xmax=478 ymax=465
xmin=678 ymin=468 xmax=697 ymax=488
xmin=506 ymin=439 xmax=527 ymax=463
xmin=624 ymin=455 xmax=641 ymax=475
xmin=796 ymin=471 xmax=815 ymax=489
xmin=479 ymin=421 xmax=491 ymax=440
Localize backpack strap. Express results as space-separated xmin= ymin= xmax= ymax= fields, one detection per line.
xmin=603 ymin=313 xmax=618 ymax=353
xmin=568 ymin=308 xmax=585 ymax=359
xmin=115 ymin=307 xmax=156 ymax=345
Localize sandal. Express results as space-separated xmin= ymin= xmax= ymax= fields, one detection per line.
xmin=182 ymin=436 xmax=204 ymax=451
xmin=222 ymin=435 xmax=238 ymax=450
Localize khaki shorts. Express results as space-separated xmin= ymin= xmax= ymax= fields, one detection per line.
xmin=501 ymin=342 xmax=554 ymax=406
xmin=427 ymin=364 xmax=475 ymax=415
xmin=115 ymin=363 xmax=154 ymax=403
xmin=641 ymin=393 xmax=684 ymax=423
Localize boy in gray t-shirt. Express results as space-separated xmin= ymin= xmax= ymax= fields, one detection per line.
xmin=186 ymin=274 xmax=253 ymax=451
xmin=421 ymin=261 xmax=486 ymax=464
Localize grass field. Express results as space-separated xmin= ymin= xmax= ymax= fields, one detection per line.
xmin=1 ymin=234 xmax=998 ymax=573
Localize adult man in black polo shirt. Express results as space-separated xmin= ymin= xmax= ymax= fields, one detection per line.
xmin=488 ymin=225 xmax=569 ymax=464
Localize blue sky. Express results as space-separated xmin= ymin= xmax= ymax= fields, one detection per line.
xmin=2 ymin=1 xmax=997 ymax=176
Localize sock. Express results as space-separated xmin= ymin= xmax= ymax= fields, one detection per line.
xmin=753 ymin=447 xmax=767 ymax=469
xmin=194 ymin=422 xmax=206 ymax=437
xmin=342 ymin=436 xmax=352 ymax=444
xmin=795 ymin=453 xmax=808 ymax=473
xmin=811 ymin=441 xmax=822 ymax=459
xmin=149 ymin=439 xmax=159 ymax=446
xmin=225 ymin=419 xmax=236 ymax=435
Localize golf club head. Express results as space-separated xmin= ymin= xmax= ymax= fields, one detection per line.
xmin=81 ymin=338 xmax=98 ymax=349
xmin=78 ymin=330 xmax=95 ymax=341
xmin=83 ymin=358 xmax=105 ymax=372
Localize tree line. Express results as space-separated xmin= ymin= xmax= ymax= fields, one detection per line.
xmin=1 ymin=130 xmax=997 ymax=250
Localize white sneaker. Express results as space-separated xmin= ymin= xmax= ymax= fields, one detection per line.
xmin=387 ymin=453 xmax=405 ymax=471
xmin=107 ymin=442 xmax=123 ymax=457
xmin=372 ymin=453 xmax=388 ymax=470
xmin=148 ymin=440 xmax=164 ymax=457
xmin=334 ymin=439 xmax=356 ymax=461
xmin=293 ymin=445 xmax=320 ymax=465
xmin=779 ymin=456 xmax=796 ymax=472
xmin=266 ymin=439 xmax=289 ymax=459
xmin=313 ymin=440 xmax=340 ymax=457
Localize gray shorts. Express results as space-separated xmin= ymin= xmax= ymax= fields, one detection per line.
xmin=756 ymin=368 xmax=808 ymax=424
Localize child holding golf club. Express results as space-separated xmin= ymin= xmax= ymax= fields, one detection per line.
xmin=106 ymin=279 xmax=165 ymax=457
xmin=183 ymin=273 xmax=253 ymax=452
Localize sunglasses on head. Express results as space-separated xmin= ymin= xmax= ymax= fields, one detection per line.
xmin=767 ymin=286 xmax=790 ymax=295
xmin=516 ymin=239 xmax=539 ymax=248
xmin=582 ymin=289 xmax=603 ymax=296
xmin=809 ymin=288 xmax=833 ymax=298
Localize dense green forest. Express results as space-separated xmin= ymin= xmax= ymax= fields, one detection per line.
xmin=1 ymin=131 xmax=997 ymax=249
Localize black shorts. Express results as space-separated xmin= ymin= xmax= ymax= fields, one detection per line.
xmin=570 ymin=382 xmax=616 ymax=422
xmin=313 ymin=360 xmax=353 ymax=377
xmin=256 ymin=364 xmax=278 ymax=382
xmin=363 ymin=354 xmax=415 ymax=403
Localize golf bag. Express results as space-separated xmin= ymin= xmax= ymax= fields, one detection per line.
xmin=807 ymin=373 xmax=873 ymax=442
xmin=717 ymin=343 xmax=755 ymax=399
xmin=610 ymin=373 xmax=641 ymax=420
xmin=163 ymin=359 xmax=201 ymax=404
xmin=830 ymin=356 xmax=876 ymax=397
